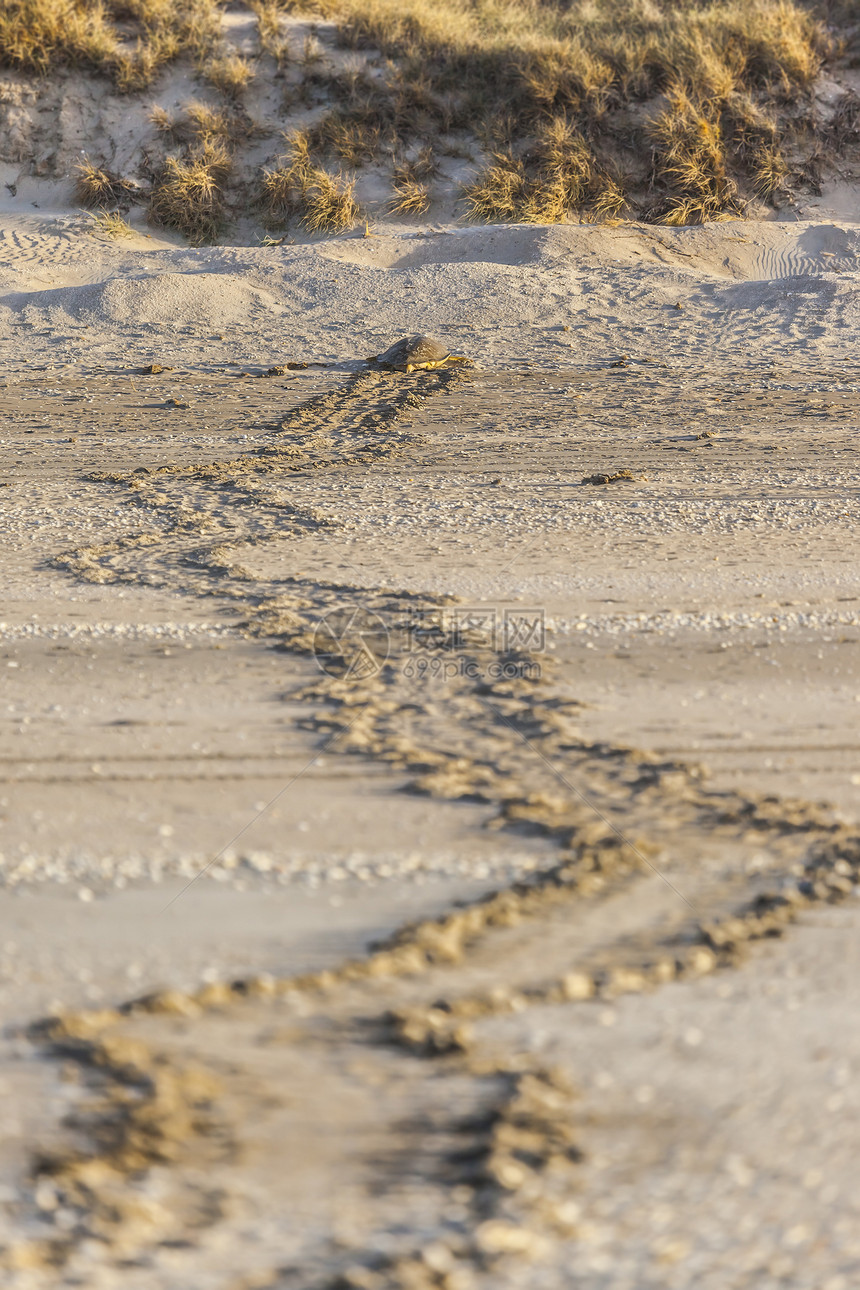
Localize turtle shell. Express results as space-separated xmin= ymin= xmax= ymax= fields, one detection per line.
xmin=373 ymin=334 xmax=454 ymax=372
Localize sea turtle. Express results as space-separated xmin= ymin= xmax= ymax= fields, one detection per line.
xmin=370 ymin=334 xmax=469 ymax=373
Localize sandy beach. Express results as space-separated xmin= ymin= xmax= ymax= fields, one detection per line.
xmin=2 ymin=162 xmax=860 ymax=1289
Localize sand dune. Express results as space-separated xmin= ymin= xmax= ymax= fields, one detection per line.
xmin=3 ymin=214 xmax=860 ymax=369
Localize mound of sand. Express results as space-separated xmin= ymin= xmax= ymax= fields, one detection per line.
xmin=13 ymin=270 xmax=285 ymax=328
xmin=1 ymin=214 xmax=860 ymax=367
xmin=716 ymin=273 xmax=841 ymax=316
xmin=316 ymin=225 xmax=555 ymax=271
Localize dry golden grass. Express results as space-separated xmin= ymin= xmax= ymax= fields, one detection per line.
xmin=193 ymin=136 xmax=233 ymax=181
xmin=141 ymin=86 xmax=263 ymax=242
xmin=302 ymin=33 xmax=324 ymax=67
xmin=260 ymin=133 xmax=361 ymax=232
xmin=186 ymin=101 xmax=233 ymax=138
xmin=464 ymin=117 xmax=626 ymax=223
xmin=309 ymin=115 xmax=381 ymax=165
xmin=410 ymin=145 xmax=439 ymax=180
xmin=249 ymin=0 xmax=290 ymax=62
xmin=384 ymin=146 xmax=442 ymax=203
xmin=389 ymin=176 xmax=430 ymax=215
xmin=150 ymin=100 xmax=257 ymax=149
xmin=1 ymin=0 xmax=853 ymax=232
xmin=113 ymin=28 xmax=179 ymax=93
xmin=74 ymin=158 xmax=129 ymax=208
xmin=752 ymin=144 xmax=791 ymax=198
xmin=317 ymin=0 xmax=826 ymax=107
xmin=0 ymin=0 xmax=220 ymax=87
xmin=203 ymin=52 xmax=256 ymax=97
xmin=645 ymin=86 xmax=743 ymax=223
xmin=259 ymin=133 xmax=311 ymax=222
xmin=149 ymin=154 xmax=226 ymax=243
xmin=84 ymin=208 xmax=135 ymax=238
xmin=259 ymin=164 xmax=298 ymax=222
xmin=149 ymin=104 xmax=174 ymax=133
xmin=301 ymin=170 xmax=361 ymax=232
xmin=0 ymin=0 xmax=117 ymax=75
xmin=296 ymin=0 xmax=831 ymax=223
xmin=463 ymin=155 xmax=523 ymax=223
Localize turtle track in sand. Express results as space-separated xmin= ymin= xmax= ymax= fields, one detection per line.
xmin=8 ymin=366 xmax=860 ymax=1287
xmin=52 ymin=364 xmax=467 ymax=593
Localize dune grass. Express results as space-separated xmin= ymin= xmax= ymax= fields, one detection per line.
xmin=303 ymin=0 xmax=828 ymax=134
xmin=0 ymin=0 xmax=222 ymax=87
xmin=203 ymin=51 xmax=256 ymax=97
xmin=464 ymin=117 xmax=627 ymax=223
xmin=149 ymin=153 xmax=228 ymax=243
xmin=301 ymin=169 xmax=361 ymax=230
xmin=260 ymin=133 xmax=362 ymax=232
xmin=0 ymin=0 xmax=853 ymax=232
xmin=84 ymin=208 xmax=136 ymax=238
xmin=0 ymin=0 xmax=120 ymax=76
xmin=389 ymin=175 xmax=430 ymax=215
xmin=293 ymin=0 xmax=832 ymax=222
xmin=74 ymin=157 xmax=133 ymax=208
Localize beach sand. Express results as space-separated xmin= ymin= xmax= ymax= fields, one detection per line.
xmin=1 ymin=200 xmax=860 ymax=1287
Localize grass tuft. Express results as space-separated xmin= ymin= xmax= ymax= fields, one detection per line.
xmin=389 ymin=176 xmax=431 ymax=215
xmin=301 ymin=169 xmax=361 ymax=232
xmin=0 ymin=0 xmax=118 ymax=75
xmin=73 ymin=158 xmax=131 ymax=208
xmin=646 ymin=86 xmax=743 ymax=223
xmin=203 ymin=52 xmax=256 ymax=98
xmin=753 ymin=146 xmax=790 ymax=198
xmin=84 ymin=209 xmax=135 ymax=239
xmin=464 ymin=118 xmax=626 ymax=224
xmin=309 ymin=115 xmax=381 ymax=166
xmin=113 ymin=27 xmax=180 ymax=93
xmin=259 ymin=133 xmax=360 ymax=233
xmin=259 ymin=132 xmax=312 ymax=224
xmin=0 ymin=0 xmax=222 ymax=88
xmin=302 ymin=34 xmax=324 ymax=68
xmin=408 ymin=145 xmax=439 ymax=181
xmin=149 ymin=154 xmax=226 ymax=244
xmin=249 ymin=0 xmax=289 ymax=63
xmin=149 ymin=104 xmax=174 ymax=134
